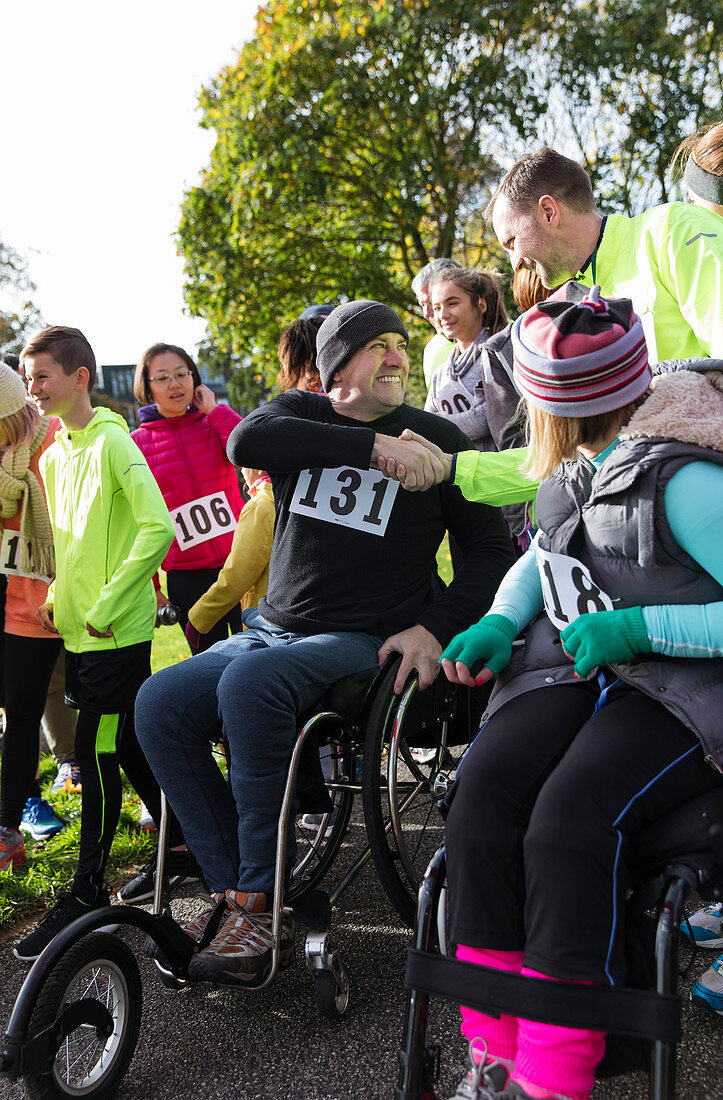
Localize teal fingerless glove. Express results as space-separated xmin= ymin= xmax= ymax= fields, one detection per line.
xmin=440 ymin=614 xmax=518 ymax=677
xmin=560 ymin=606 xmax=652 ymax=678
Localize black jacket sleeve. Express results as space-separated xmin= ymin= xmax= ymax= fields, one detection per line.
xmin=227 ymin=391 xmax=375 ymax=473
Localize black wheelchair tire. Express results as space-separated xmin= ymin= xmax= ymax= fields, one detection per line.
xmin=315 ymin=961 xmax=350 ymax=1019
xmin=288 ymin=741 xmax=355 ymax=902
xmin=22 ymin=933 xmax=142 ymax=1100
xmin=362 ymin=663 xmax=471 ymax=927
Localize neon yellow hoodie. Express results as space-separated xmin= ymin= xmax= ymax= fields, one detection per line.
xmin=595 ymin=204 xmax=723 ymax=363
xmin=40 ymin=407 xmax=174 ymax=652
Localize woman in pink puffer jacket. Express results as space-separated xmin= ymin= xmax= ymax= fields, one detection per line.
xmin=131 ymin=343 xmax=244 ymax=652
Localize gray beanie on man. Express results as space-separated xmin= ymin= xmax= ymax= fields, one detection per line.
xmin=316 ymin=300 xmax=409 ymax=393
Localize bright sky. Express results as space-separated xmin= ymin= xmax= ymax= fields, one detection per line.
xmin=0 ymin=1 xmax=259 ymax=367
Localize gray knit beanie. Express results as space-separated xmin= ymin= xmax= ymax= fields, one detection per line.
xmin=316 ymin=301 xmax=409 ymax=393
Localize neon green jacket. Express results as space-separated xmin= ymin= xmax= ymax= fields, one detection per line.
xmin=595 ymin=204 xmax=723 ymax=363
xmin=454 ymin=448 xmax=539 ymax=517
xmin=423 ymin=332 xmax=454 ymax=387
xmin=41 ymin=408 xmax=174 ymax=652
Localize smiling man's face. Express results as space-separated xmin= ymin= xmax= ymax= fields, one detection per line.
xmin=328 ymin=332 xmax=409 ymax=421
xmin=492 ymin=193 xmax=575 ymax=289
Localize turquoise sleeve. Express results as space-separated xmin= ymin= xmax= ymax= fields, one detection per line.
xmin=641 ymin=461 xmax=723 ymax=658
xmin=488 ymin=547 xmax=544 ymax=632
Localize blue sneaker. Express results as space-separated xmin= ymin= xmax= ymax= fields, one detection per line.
xmin=691 ymin=953 xmax=723 ymax=1016
xmin=683 ymin=903 xmax=723 ymax=949
xmin=20 ymin=797 xmax=64 ymax=840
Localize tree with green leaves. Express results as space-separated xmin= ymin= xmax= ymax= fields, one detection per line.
xmin=179 ymin=0 xmax=721 ymax=400
xmin=179 ymin=0 xmax=550 ymax=389
xmin=0 ymin=235 xmax=43 ymax=354
xmin=536 ymin=1 xmax=722 ymax=213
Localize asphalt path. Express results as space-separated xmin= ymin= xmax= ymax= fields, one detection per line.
xmin=1 ymin=811 xmax=722 ymax=1100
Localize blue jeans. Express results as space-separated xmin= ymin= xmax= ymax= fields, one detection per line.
xmin=135 ymin=608 xmax=381 ymax=894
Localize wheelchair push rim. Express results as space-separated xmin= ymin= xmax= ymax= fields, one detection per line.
xmin=363 ymin=664 xmax=472 ymax=926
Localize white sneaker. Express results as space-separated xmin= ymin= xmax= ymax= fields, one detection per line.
xmin=51 ymin=760 xmax=82 ymax=794
xmin=139 ymin=802 xmax=157 ymax=833
xmin=683 ymin=903 xmax=723 ymax=949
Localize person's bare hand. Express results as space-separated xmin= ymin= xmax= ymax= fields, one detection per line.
xmin=371 ymin=433 xmax=447 ymax=491
xmin=155 ymin=588 xmax=173 ymax=627
xmin=440 ymin=657 xmax=494 ymax=687
xmin=38 ymin=602 xmax=59 ymax=634
xmin=377 ymin=624 xmax=442 ymax=694
xmin=193 ymin=384 xmax=217 ymax=415
xmin=86 ymin=620 xmax=113 ymax=639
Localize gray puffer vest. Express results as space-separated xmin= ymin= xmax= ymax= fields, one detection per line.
xmin=486 ymin=370 xmax=723 ymax=771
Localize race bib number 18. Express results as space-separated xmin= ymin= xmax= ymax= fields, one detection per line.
xmin=290 ymin=467 xmax=399 ymax=536
xmin=534 ymin=544 xmax=613 ymax=630
xmin=173 ymin=492 xmax=235 ymax=550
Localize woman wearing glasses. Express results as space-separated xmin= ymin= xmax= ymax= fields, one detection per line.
xmin=132 ymin=344 xmax=243 ymax=653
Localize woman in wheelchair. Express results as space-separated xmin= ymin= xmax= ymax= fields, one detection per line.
xmin=438 ymin=286 xmax=723 ymax=1100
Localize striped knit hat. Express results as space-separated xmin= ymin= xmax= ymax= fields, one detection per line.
xmin=511 ymin=284 xmax=651 ymax=416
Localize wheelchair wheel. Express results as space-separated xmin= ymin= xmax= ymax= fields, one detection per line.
xmin=362 ymin=664 xmax=471 ymax=926
xmin=288 ymin=739 xmax=355 ymax=901
xmin=315 ymin=956 xmax=350 ymax=1019
xmin=22 ymin=933 xmax=142 ymax=1100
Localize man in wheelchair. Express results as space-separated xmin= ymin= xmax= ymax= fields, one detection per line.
xmin=134 ymin=300 xmax=515 ymax=987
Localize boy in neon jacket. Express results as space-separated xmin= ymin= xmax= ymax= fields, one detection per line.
xmin=15 ymin=325 xmax=175 ymax=961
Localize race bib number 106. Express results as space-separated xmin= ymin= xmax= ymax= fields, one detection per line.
xmin=534 ymin=544 xmax=613 ymax=630
xmin=173 ymin=492 xmax=235 ymax=550
xmin=290 ymin=467 xmax=399 ymax=536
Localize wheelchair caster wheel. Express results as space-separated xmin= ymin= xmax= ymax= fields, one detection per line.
xmin=20 ymin=932 xmax=142 ymax=1099
xmin=315 ymin=956 xmax=349 ymax=1019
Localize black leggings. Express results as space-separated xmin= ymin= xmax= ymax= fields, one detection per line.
xmin=0 ymin=635 xmax=62 ymax=829
xmin=445 ymin=680 xmax=723 ymax=985
xmin=166 ymin=568 xmax=244 ymax=653
xmin=73 ymin=704 xmax=183 ymax=902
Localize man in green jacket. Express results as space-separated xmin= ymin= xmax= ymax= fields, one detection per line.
xmin=487 ymin=146 xmax=723 ymax=363
xmin=15 ymin=325 xmax=176 ymax=960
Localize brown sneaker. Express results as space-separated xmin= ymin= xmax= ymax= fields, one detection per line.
xmin=144 ymin=892 xmax=224 ymax=964
xmin=187 ymin=889 xmax=295 ymax=986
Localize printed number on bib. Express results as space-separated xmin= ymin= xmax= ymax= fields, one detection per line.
xmin=173 ymin=493 xmax=234 ymax=550
xmin=0 ymin=529 xmax=51 ymax=582
xmin=534 ymin=545 xmax=613 ymax=630
xmin=290 ymin=467 xmax=399 ymax=536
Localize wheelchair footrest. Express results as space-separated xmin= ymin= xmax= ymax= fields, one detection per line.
xmin=404 ymin=950 xmax=681 ymax=1043
xmin=291 ymin=890 xmax=332 ymax=932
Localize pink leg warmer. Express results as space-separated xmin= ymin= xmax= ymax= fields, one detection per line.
xmin=456 ymin=944 xmax=523 ymax=1062
xmin=512 ymin=967 xmax=606 ymax=1100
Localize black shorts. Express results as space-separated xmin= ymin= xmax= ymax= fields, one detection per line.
xmin=65 ymin=641 xmax=152 ymax=714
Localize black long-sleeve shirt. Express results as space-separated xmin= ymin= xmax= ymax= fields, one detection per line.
xmin=228 ymin=391 xmax=515 ymax=644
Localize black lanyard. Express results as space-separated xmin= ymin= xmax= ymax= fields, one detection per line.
xmin=577 ymin=215 xmax=608 ymax=284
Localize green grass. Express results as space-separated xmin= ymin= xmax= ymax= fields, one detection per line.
xmin=0 ymin=623 xmax=190 ymax=932
xmin=1 ymin=549 xmax=452 ymax=931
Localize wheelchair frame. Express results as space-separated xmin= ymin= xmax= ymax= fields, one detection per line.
xmin=396 ymin=822 xmax=723 ymax=1100
xmin=1 ymin=656 xmax=478 ymax=1097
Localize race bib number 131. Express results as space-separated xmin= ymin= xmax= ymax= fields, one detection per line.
xmin=290 ymin=467 xmax=399 ymax=536
xmin=534 ymin=544 xmax=613 ymax=630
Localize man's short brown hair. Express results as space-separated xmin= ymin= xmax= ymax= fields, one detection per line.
xmin=21 ymin=326 xmax=97 ymax=391
xmin=486 ymin=147 xmax=597 ymax=222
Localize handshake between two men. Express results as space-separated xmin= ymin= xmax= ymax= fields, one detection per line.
xmin=372 ymin=429 xmax=452 ymax=490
